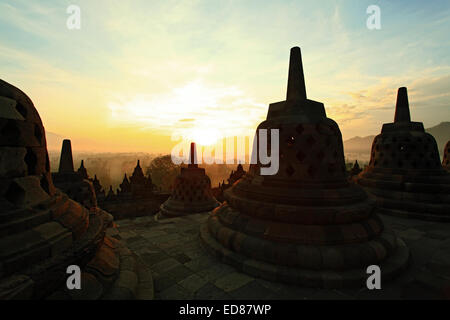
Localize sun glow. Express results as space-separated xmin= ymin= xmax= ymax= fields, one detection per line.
xmin=108 ymin=79 xmax=266 ymax=148
xmin=187 ymin=127 xmax=221 ymax=146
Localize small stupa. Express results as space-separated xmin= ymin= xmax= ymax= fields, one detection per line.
xmin=52 ymin=139 xmax=97 ymax=209
xmin=349 ymin=160 xmax=362 ymax=177
xmin=200 ymin=47 xmax=409 ymax=288
xmin=355 ymin=88 xmax=450 ymax=221
xmin=159 ymin=142 xmax=219 ymax=218
xmin=118 ymin=173 xmax=132 ymax=196
xmin=92 ymin=174 xmax=105 ymax=201
xmin=77 ymin=160 xmax=89 ymax=180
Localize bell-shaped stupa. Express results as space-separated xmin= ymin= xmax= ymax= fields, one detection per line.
xmin=356 ymin=88 xmax=450 ymax=221
xmin=0 ymin=80 xmax=153 ymax=299
xmin=443 ymin=141 xmax=450 ymax=172
xmin=159 ymin=142 xmax=219 ymax=218
xmin=200 ymin=47 xmax=410 ymax=288
xmin=52 ymin=139 xmax=97 ymax=210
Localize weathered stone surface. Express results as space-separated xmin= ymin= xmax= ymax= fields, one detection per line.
xmin=116 ymin=212 xmax=450 ymax=299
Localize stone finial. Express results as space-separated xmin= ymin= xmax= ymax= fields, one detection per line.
xmin=58 ymin=139 xmax=74 ymax=173
xmin=286 ymin=46 xmax=307 ymax=101
xmin=394 ymin=87 xmax=411 ymax=123
xmin=188 ymin=142 xmax=198 ymax=168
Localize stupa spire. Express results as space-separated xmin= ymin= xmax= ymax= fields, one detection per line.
xmin=58 ymin=139 xmax=74 ymax=173
xmin=188 ymin=142 xmax=198 ymax=168
xmin=286 ymin=46 xmax=307 ymax=101
xmin=394 ymin=87 xmax=411 ymax=123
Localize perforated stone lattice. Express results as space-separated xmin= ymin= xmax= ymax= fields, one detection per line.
xmin=262 ymin=121 xmax=346 ymax=180
xmin=0 ymin=80 xmax=55 ymax=204
xmin=171 ymin=176 xmax=213 ymax=203
xmin=369 ymin=133 xmax=442 ymax=170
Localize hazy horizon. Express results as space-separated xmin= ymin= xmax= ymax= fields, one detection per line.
xmin=1 ymin=0 xmax=449 ymax=153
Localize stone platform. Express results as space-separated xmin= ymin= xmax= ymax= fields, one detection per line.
xmin=114 ymin=213 xmax=450 ymax=300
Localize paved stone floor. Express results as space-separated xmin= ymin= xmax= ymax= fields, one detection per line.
xmin=110 ymin=213 xmax=450 ymax=300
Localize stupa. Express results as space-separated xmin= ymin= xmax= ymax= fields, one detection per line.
xmin=77 ymin=160 xmax=89 ymax=180
xmin=159 ymin=143 xmax=219 ymax=218
xmin=443 ymin=141 xmax=450 ymax=172
xmin=118 ymin=173 xmax=132 ymax=196
xmin=92 ymin=175 xmax=105 ymax=201
xmin=200 ymin=47 xmax=410 ymax=288
xmin=349 ymin=160 xmax=362 ymax=177
xmin=355 ymin=88 xmax=450 ymax=221
xmin=0 ymin=79 xmax=153 ymax=299
xmin=129 ymin=160 xmax=154 ymax=198
xmin=52 ymin=140 xmax=97 ymax=210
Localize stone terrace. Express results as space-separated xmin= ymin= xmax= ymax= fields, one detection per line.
xmin=110 ymin=213 xmax=450 ymax=300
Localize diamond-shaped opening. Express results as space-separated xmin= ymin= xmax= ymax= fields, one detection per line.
xmin=15 ymin=103 xmax=27 ymax=119
xmin=34 ymin=124 xmax=43 ymax=144
xmin=2 ymin=119 xmax=20 ymax=138
xmin=24 ymin=148 xmax=38 ymax=175
xmin=296 ymin=150 xmax=306 ymax=162
xmin=307 ymin=165 xmax=317 ymax=177
xmin=285 ymin=165 xmax=295 ymax=177
xmin=306 ymin=136 xmax=316 ymax=147
xmin=285 ymin=136 xmax=295 ymax=147
xmin=5 ymin=181 xmax=25 ymax=205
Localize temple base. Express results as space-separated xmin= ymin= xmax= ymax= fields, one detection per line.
xmin=361 ymin=186 xmax=450 ymax=223
xmin=200 ymin=220 xmax=410 ymax=289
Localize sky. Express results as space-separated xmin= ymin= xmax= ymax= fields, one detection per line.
xmin=0 ymin=0 xmax=449 ymax=153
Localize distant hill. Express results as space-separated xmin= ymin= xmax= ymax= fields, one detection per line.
xmin=344 ymin=122 xmax=450 ymax=158
xmin=426 ymin=122 xmax=450 ymax=154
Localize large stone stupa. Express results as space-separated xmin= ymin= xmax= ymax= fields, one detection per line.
xmin=0 ymin=79 xmax=153 ymax=300
xmin=159 ymin=142 xmax=219 ymax=218
xmin=355 ymin=88 xmax=450 ymax=221
xmin=200 ymin=47 xmax=410 ymax=288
